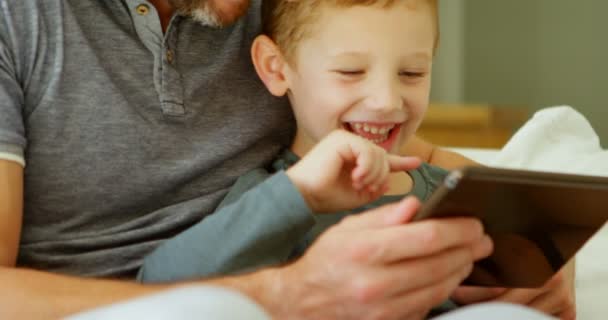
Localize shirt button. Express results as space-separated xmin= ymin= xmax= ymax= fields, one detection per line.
xmin=166 ymin=49 xmax=174 ymax=64
xmin=136 ymin=4 xmax=150 ymax=16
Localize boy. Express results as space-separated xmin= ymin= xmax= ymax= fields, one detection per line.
xmin=138 ymin=2 xmax=575 ymax=317
xmin=139 ymin=0 xmax=446 ymax=281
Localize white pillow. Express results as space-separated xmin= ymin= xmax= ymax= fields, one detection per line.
xmin=491 ymin=106 xmax=608 ymax=177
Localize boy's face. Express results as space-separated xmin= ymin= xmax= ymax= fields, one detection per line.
xmin=284 ymin=2 xmax=435 ymax=155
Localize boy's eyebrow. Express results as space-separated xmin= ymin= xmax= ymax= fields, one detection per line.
xmin=402 ymin=52 xmax=433 ymax=63
xmin=328 ymin=51 xmax=369 ymax=59
xmin=329 ymin=51 xmax=432 ymax=62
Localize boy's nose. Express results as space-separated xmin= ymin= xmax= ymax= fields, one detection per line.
xmin=366 ymin=79 xmax=403 ymax=112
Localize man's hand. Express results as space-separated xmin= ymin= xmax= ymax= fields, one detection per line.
xmin=451 ymin=260 xmax=576 ymax=320
xmin=287 ymin=130 xmax=421 ymax=213
xmin=263 ymin=197 xmax=493 ymax=320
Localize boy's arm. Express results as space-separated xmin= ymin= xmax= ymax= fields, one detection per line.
xmin=140 ymin=131 xmax=421 ymax=283
xmin=402 ymin=135 xmax=481 ymax=169
xmin=138 ymin=170 xmax=316 ymax=282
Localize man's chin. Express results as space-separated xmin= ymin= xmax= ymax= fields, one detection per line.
xmin=213 ymin=0 xmax=251 ymax=26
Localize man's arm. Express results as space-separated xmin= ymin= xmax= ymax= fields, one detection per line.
xmin=0 ymin=160 xmax=298 ymax=318
xmin=0 ymin=204 xmax=490 ymax=320
xmin=0 ymin=160 xmax=22 ymax=266
xmin=0 ymin=162 xmax=491 ymax=320
xmin=0 ymin=160 xmax=152 ymax=318
xmin=0 ymin=260 xmax=285 ymax=320
xmin=0 ymin=267 xmax=162 ymax=319
xmin=402 ymin=135 xmax=481 ymax=169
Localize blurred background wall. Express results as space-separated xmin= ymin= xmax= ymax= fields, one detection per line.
xmin=430 ymin=0 xmax=608 ymax=146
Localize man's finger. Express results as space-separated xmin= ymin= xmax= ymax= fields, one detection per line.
xmin=527 ymin=290 xmax=572 ymax=316
xmin=339 ymin=197 xmax=421 ymax=231
xmin=346 ymin=248 xmax=475 ymax=318
xmin=495 ymin=287 xmax=546 ymax=306
xmin=558 ymin=306 xmax=577 ymax=320
xmin=526 ymin=273 xmax=576 ymax=318
xmin=381 ymin=247 xmax=476 ymax=298
xmin=451 ymin=286 xmax=508 ymax=304
xmin=395 ymin=255 xmax=474 ymax=312
xmin=349 ymin=218 xmax=489 ymax=263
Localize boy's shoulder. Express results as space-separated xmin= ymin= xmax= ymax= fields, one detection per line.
xmin=270 ymin=149 xmax=299 ymax=172
xmin=410 ymin=162 xmax=450 ymax=201
xmin=417 ymin=162 xmax=450 ymax=182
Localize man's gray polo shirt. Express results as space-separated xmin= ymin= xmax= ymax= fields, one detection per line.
xmin=0 ymin=0 xmax=294 ymax=277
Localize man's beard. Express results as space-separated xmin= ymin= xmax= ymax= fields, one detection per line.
xmin=168 ymin=0 xmax=251 ymax=27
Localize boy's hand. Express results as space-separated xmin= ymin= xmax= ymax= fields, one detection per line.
xmin=451 ymin=260 xmax=576 ymax=320
xmin=286 ymin=130 xmax=421 ymax=213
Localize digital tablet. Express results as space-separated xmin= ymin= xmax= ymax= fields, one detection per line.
xmin=413 ymin=166 xmax=608 ymax=288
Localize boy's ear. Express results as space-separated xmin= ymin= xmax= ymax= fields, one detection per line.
xmin=251 ymin=35 xmax=290 ymax=97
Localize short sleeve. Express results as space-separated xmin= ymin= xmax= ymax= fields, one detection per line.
xmin=0 ymin=16 xmax=26 ymax=166
xmin=418 ymin=163 xmax=450 ymax=200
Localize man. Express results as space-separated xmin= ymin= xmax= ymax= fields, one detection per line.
xmin=0 ymin=0 xmax=575 ymax=319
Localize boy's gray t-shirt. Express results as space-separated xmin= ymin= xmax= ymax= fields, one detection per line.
xmin=137 ymin=150 xmax=454 ymax=316
xmin=138 ymin=149 xmax=449 ymax=283
xmin=0 ymin=0 xmax=294 ymax=277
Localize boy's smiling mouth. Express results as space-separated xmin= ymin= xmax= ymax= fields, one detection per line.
xmin=344 ymin=122 xmax=402 ymax=151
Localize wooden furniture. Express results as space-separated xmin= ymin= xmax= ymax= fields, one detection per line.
xmin=417 ymin=104 xmax=529 ymax=148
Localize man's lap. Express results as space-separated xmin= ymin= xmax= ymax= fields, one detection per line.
xmin=68 ymin=286 xmax=556 ymax=320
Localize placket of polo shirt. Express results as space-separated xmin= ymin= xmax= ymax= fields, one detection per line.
xmin=160 ymin=20 xmax=186 ymax=116
xmin=126 ymin=1 xmax=186 ymax=117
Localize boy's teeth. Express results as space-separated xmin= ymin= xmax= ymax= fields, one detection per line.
xmin=350 ymin=123 xmax=396 ymax=134
xmin=346 ymin=122 xmax=398 ymax=145
xmin=369 ymin=136 xmax=388 ymax=144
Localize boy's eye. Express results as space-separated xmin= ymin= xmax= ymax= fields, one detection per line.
xmin=335 ymin=70 xmax=365 ymax=76
xmin=399 ymin=71 xmax=425 ymax=78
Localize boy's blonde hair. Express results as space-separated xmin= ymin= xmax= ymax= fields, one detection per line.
xmin=262 ymin=0 xmax=439 ymax=61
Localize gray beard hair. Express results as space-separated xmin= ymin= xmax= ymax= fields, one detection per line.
xmin=169 ymin=0 xmax=222 ymax=27
xmin=191 ymin=4 xmax=221 ymax=27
